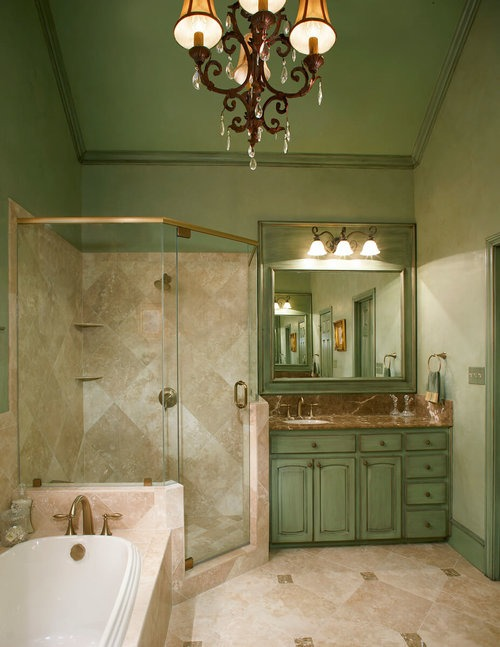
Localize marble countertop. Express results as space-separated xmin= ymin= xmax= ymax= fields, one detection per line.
xmin=269 ymin=413 xmax=451 ymax=431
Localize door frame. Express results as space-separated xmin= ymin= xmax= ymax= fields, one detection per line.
xmin=486 ymin=233 xmax=500 ymax=579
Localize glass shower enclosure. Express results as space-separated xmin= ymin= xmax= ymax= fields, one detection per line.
xmin=16 ymin=216 xmax=257 ymax=565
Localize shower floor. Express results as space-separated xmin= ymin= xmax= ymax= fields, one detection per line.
xmin=185 ymin=513 xmax=249 ymax=565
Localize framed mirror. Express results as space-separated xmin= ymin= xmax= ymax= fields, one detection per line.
xmin=259 ymin=222 xmax=416 ymax=394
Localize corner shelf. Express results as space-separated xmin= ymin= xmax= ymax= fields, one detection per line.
xmin=74 ymin=323 xmax=104 ymax=329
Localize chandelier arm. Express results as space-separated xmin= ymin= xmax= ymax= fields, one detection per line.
xmin=261 ymin=95 xmax=288 ymax=135
xmin=222 ymin=93 xmax=250 ymax=134
xmin=262 ymin=62 xmax=317 ymax=101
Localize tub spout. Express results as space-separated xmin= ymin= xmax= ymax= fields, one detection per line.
xmin=69 ymin=495 xmax=95 ymax=535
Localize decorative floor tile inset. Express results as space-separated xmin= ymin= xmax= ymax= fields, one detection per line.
xmin=294 ymin=638 xmax=315 ymax=647
xmin=360 ymin=571 xmax=378 ymax=580
xmin=277 ymin=573 xmax=294 ymax=584
xmin=401 ymin=633 xmax=426 ymax=647
xmin=441 ymin=567 xmax=461 ymax=577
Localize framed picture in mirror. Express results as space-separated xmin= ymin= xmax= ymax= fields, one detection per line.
xmin=334 ymin=319 xmax=346 ymax=351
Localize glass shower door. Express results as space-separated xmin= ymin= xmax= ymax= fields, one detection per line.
xmin=172 ymin=226 xmax=257 ymax=565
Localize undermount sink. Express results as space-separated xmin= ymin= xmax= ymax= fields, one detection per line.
xmin=284 ymin=419 xmax=330 ymax=425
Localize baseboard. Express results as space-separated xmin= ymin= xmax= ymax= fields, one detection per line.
xmin=449 ymin=518 xmax=486 ymax=572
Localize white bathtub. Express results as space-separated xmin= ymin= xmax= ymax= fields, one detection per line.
xmin=0 ymin=534 xmax=141 ymax=647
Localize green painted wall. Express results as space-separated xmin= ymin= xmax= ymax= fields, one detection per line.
xmin=415 ymin=0 xmax=500 ymax=541
xmin=81 ymin=165 xmax=414 ymax=241
xmin=0 ymin=0 xmax=81 ymax=412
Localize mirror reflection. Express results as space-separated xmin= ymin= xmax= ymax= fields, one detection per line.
xmin=260 ymin=222 xmax=416 ymax=394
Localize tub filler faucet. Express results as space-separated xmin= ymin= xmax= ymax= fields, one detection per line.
xmin=54 ymin=495 xmax=95 ymax=535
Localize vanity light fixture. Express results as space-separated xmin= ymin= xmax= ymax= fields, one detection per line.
xmin=173 ymin=0 xmax=336 ymax=170
xmin=274 ymin=296 xmax=292 ymax=310
xmin=307 ymin=226 xmax=380 ymax=258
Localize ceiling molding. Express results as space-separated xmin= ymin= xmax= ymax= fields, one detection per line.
xmin=35 ymin=0 xmax=86 ymax=161
xmin=412 ymin=0 xmax=481 ymax=166
xmin=37 ymin=0 xmax=478 ymax=171
xmin=81 ymin=150 xmax=416 ymax=170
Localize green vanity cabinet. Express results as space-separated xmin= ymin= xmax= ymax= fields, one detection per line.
xmin=359 ymin=455 xmax=402 ymax=540
xmin=270 ymin=427 xmax=451 ymax=547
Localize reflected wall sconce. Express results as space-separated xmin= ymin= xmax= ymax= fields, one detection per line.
xmin=307 ymin=225 xmax=380 ymax=258
xmin=274 ymin=296 xmax=292 ymax=310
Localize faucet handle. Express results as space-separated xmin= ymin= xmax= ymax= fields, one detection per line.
xmin=53 ymin=513 xmax=76 ymax=536
xmin=308 ymin=403 xmax=319 ymax=418
xmin=100 ymin=512 xmax=123 ymax=536
xmin=279 ymin=403 xmax=292 ymax=419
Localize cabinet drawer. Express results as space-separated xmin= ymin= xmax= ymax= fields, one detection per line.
xmin=271 ymin=434 xmax=356 ymax=454
xmin=406 ymin=432 xmax=448 ymax=451
xmin=405 ymin=510 xmax=448 ymax=538
xmin=406 ymin=482 xmax=447 ymax=505
xmin=406 ymin=454 xmax=447 ymax=478
xmin=360 ymin=433 xmax=402 ymax=452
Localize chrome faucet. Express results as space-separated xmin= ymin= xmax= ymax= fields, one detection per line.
xmin=67 ymin=495 xmax=95 ymax=535
xmin=297 ymin=396 xmax=305 ymax=418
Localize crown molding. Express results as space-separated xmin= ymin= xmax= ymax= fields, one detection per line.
xmin=35 ymin=0 xmax=86 ymax=161
xmin=37 ymin=0 xmax=479 ymax=171
xmin=412 ymin=0 xmax=481 ymax=165
xmin=81 ymin=149 xmax=416 ymax=170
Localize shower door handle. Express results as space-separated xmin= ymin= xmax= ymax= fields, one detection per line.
xmin=234 ymin=381 xmax=248 ymax=409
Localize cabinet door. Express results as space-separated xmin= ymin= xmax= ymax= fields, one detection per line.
xmin=360 ymin=456 xmax=402 ymax=540
xmin=271 ymin=458 xmax=313 ymax=543
xmin=314 ymin=458 xmax=356 ymax=541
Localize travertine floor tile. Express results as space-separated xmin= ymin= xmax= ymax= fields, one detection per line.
xmin=165 ymin=544 xmax=500 ymax=647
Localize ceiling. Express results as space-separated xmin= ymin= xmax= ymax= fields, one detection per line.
xmin=38 ymin=0 xmax=479 ymax=168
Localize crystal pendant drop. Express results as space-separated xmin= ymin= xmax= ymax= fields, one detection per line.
xmin=280 ymin=60 xmax=288 ymax=85
xmin=226 ymin=56 xmax=234 ymax=80
xmin=225 ymin=14 xmax=232 ymax=30
xmin=248 ymin=145 xmax=255 ymax=159
xmin=318 ymin=80 xmax=323 ymax=106
xmin=292 ymin=49 xmax=296 ymax=62
xmin=192 ymin=68 xmax=200 ymax=91
xmin=285 ymin=121 xmax=291 ymax=142
xmin=255 ymin=101 xmax=263 ymax=119
xmin=226 ymin=131 xmax=231 ymax=151
xmin=216 ymin=40 xmax=224 ymax=54
xmin=260 ymin=42 xmax=270 ymax=62
xmin=250 ymin=158 xmax=257 ymax=171
xmin=283 ymin=135 xmax=288 ymax=154
xmin=220 ymin=114 xmax=225 ymax=137
xmin=283 ymin=20 xmax=290 ymax=36
xmin=257 ymin=126 xmax=263 ymax=142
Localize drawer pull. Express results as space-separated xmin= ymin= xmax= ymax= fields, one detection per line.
xmin=311 ymin=442 xmax=318 ymax=448
xmin=424 ymin=521 xmax=432 ymax=528
xmin=425 ymin=439 xmax=431 ymax=446
xmin=425 ymin=464 xmax=432 ymax=470
xmin=425 ymin=491 xmax=431 ymax=498
xmin=379 ymin=440 xmax=386 ymax=446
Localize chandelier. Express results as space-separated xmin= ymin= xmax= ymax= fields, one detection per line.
xmin=173 ymin=1 xmax=336 ymax=170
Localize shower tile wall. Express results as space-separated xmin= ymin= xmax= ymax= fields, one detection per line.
xmin=18 ymin=225 xmax=83 ymax=484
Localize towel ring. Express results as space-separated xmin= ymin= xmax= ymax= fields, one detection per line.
xmin=428 ymin=352 xmax=447 ymax=372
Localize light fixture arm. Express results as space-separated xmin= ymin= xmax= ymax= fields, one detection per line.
xmin=188 ymin=2 xmax=325 ymax=152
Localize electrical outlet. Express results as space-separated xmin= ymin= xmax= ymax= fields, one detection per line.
xmin=468 ymin=367 xmax=485 ymax=385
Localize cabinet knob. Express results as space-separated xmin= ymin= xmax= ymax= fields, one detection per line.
xmin=379 ymin=440 xmax=386 ymax=446
xmin=425 ymin=491 xmax=431 ymax=498
xmin=425 ymin=464 xmax=432 ymax=470
xmin=424 ymin=521 xmax=432 ymax=528
xmin=363 ymin=460 xmax=368 ymax=466
xmin=311 ymin=442 xmax=317 ymax=448
xmin=425 ymin=439 xmax=431 ymax=446
xmin=307 ymin=462 xmax=313 ymax=468
xmin=316 ymin=461 xmax=322 ymax=469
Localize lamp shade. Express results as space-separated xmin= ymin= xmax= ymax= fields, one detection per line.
xmin=360 ymin=238 xmax=380 ymax=257
xmin=334 ymin=239 xmax=353 ymax=257
xmin=289 ymin=0 xmax=336 ymax=54
xmin=239 ymin=0 xmax=287 ymax=13
xmin=234 ymin=33 xmax=271 ymax=85
xmin=307 ymin=238 xmax=327 ymax=256
xmin=174 ymin=0 xmax=223 ymax=49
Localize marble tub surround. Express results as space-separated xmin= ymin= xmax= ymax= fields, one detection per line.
xmin=265 ymin=394 xmax=453 ymax=430
xmin=26 ymin=483 xmax=184 ymax=647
